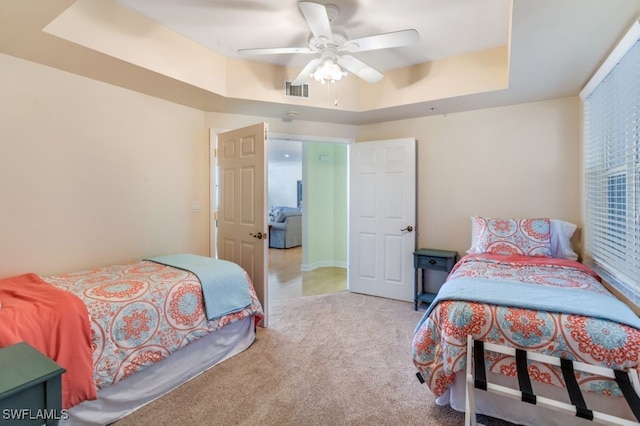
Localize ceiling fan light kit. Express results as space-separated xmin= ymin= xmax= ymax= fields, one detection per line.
xmin=311 ymin=52 xmax=347 ymax=84
xmin=237 ymin=1 xmax=419 ymax=86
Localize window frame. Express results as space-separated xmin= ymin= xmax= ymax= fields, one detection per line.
xmin=581 ymin=19 xmax=640 ymax=309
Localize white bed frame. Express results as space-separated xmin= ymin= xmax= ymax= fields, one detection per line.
xmin=438 ymin=370 xmax=640 ymax=426
xmin=61 ymin=316 xmax=256 ymax=426
xmin=455 ymin=335 xmax=640 ymax=426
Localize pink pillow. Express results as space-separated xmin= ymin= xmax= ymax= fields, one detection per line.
xmin=475 ymin=217 xmax=551 ymax=257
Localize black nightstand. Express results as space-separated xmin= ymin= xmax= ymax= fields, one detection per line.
xmin=413 ymin=248 xmax=459 ymax=310
xmin=0 ymin=342 xmax=66 ymax=425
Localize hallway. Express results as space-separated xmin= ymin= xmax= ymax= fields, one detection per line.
xmin=268 ymin=247 xmax=347 ymax=303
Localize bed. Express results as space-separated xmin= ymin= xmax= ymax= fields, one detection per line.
xmin=412 ymin=217 xmax=640 ymax=426
xmin=0 ymin=254 xmax=264 ymax=425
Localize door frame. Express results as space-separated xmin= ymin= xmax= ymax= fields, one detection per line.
xmin=268 ymin=132 xmax=353 ymax=268
xmin=209 ymin=129 xmax=354 ymax=316
xmin=210 ymin=130 xmax=354 ymax=257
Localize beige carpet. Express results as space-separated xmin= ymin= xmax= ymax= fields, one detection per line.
xmin=114 ymin=291 xmax=512 ymax=426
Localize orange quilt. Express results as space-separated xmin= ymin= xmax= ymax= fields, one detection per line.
xmin=0 ymin=273 xmax=96 ymax=409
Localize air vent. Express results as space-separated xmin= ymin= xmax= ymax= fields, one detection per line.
xmin=284 ymin=81 xmax=309 ymax=98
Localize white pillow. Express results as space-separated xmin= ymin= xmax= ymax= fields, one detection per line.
xmin=549 ymin=219 xmax=578 ymax=260
xmin=467 ymin=217 xmax=479 ymax=254
xmin=467 ymin=217 xmax=578 ymax=260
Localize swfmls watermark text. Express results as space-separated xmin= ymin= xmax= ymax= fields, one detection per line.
xmin=2 ymin=408 xmax=69 ymax=421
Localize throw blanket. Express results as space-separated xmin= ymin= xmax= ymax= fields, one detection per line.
xmin=147 ymin=254 xmax=252 ymax=320
xmin=0 ymin=273 xmax=96 ymax=409
xmin=415 ymin=277 xmax=640 ymax=332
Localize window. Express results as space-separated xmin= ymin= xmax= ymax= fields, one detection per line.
xmin=582 ymin=20 xmax=640 ymax=308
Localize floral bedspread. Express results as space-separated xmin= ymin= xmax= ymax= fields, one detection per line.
xmin=412 ymin=254 xmax=640 ymax=398
xmin=46 ymin=260 xmax=263 ymax=390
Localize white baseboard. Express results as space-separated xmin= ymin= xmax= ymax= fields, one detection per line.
xmin=300 ymin=260 xmax=347 ymax=271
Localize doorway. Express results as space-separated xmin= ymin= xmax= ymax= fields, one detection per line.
xmin=210 ymin=129 xmax=354 ymax=312
xmin=267 ymin=137 xmax=348 ymax=302
xmin=211 ymin=129 xmax=416 ymax=309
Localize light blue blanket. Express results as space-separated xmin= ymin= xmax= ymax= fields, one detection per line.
xmin=146 ymin=254 xmax=252 ymax=321
xmin=415 ymin=277 xmax=640 ymax=332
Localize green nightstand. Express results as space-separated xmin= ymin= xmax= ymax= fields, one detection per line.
xmin=413 ymin=248 xmax=459 ymax=310
xmin=0 ymin=342 xmax=66 ymax=425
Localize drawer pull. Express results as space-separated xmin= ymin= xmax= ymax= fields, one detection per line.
xmin=429 ymin=259 xmax=437 ymax=265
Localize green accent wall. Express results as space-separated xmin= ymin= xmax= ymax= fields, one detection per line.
xmin=303 ymin=142 xmax=347 ymax=268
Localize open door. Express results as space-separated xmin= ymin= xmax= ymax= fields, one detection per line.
xmin=348 ymin=138 xmax=416 ymax=301
xmin=216 ymin=123 xmax=269 ymax=326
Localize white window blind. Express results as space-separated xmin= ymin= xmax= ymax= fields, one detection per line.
xmin=582 ymin=20 xmax=640 ymax=307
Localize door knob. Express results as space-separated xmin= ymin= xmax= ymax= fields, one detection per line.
xmin=401 ymin=225 xmax=414 ymax=232
xmin=250 ymin=232 xmax=264 ymax=240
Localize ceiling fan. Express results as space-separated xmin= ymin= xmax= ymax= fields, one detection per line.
xmin=237 ymin=2 xmax=419 ymax=85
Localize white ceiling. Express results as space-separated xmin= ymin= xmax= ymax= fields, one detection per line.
xmin=108 ymin=0 xmax=640 ymax=124
xmin=113 ymin=0 xmax=510 ymax=74
xmin=269 ymin=139 xmax=303 ymax=165
xmin=1 ymin=1 xmax=639 ymax=125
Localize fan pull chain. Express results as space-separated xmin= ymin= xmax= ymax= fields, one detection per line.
xmin=327 ymin=83 xmax=338 ymax=106
xmin=325 ymin=82 xmax=338 ymax=107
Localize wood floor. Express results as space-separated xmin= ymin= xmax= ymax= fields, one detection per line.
xmin=268 ymin=246 xmax=347 ymax=303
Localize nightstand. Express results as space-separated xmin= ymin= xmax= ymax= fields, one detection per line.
xmin=0 ymin=342 xmax=66 ymax=425
xmin=414 ymin=248 xmax=459 ymax=310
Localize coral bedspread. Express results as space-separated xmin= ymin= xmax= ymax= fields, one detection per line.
xmin=0 ymin=273 xmax=96 ymax=409
xmin=412 ymin=254 xmax=640 ymax=399
xmin=0 ymin=258 xmax=263 ymax=412
xmin=45 ymin=260 xmax=264 ymax=391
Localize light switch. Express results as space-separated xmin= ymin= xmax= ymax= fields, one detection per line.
xmin=191 ymin=201 xmax=201 ymax=213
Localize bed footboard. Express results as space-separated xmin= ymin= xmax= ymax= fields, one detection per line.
xmin=465 ymin=335 xmax=640 ymax=426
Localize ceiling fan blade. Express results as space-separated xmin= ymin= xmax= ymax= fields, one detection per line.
xmin=341 ymin=29 xmax=419 ymax=53
xmin=337 ymin=55 xmax=383 ymax=83
xmin=298 ymin=2 xmax=332 ymax=41
xmin=238 ymin=47 xmax=314 ymax=56
xmin=291 ymin=58 xmax=322 ymax=85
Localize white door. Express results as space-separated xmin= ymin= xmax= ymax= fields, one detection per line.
xmin=348 ymin=138 xmax=416 ymax=301
xmin=216 ymin=123 xmax=269 ymax=326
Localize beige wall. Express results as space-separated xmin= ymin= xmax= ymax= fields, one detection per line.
xmin=0 ymin=53 xmax=209 ymax=277
xmin=357 ymin=97 xmax=581 ymax=257
xmin=209 ymin=98 xmax=582 ymax=264
xmin=0 ymin=51 xmax=581 ymax=279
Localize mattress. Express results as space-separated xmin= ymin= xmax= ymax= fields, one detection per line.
xmin=412 ymin=254 xmax=640 ymax=425
xmin=0 ymin=255 xmax=263 ymax=423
